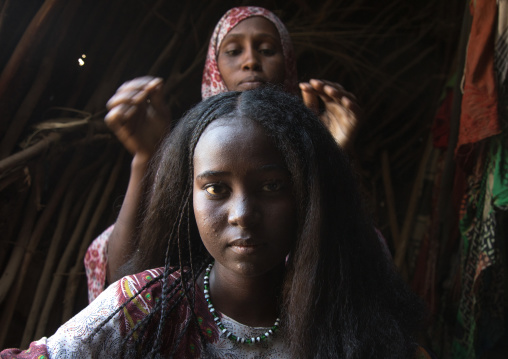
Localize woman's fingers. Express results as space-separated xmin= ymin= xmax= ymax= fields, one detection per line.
xmin=105 ymin=102 xmax=143 ymax=132
xmin=309 ymin=79 xmax=356 ymax=104
xmin=107 ymin=77 xmax=163 ymax=109
xmin=299 ymin=82 xmax=320 ymax=114
xmin=146 ymin=80 xmax=167 ymax=115
xmin=302 ymin=79 xmax=360 ymax=147
xmin=104 ymin=77 xmax=170 ymax=157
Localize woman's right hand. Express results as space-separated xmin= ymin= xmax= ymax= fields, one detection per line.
xmin=300 ymin=79 xmax=360 ymax=149
xmin=104 ymin=76 xmax=171 ymax=161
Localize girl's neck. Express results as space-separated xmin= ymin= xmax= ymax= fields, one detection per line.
xmin=200 ymin=262 xmax=285 ymax=327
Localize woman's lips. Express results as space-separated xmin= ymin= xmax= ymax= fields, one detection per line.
xmin=238 ymin=77 xmax=265 ymax=90
xmin=239 ymin=82 xmax=263 ymax=90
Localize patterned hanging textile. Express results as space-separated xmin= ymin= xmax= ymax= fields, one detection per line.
xmin=453 ymin=137 xmax=508 ymax=358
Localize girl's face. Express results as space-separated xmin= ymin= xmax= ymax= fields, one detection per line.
xmin=193 ymin=117 xmax=296 ymax=278
xmin=217 ymin=17 xmax=285 ymax=91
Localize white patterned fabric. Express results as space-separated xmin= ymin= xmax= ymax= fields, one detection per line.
xmin=1 ymin=268 xmax=290 ymax=358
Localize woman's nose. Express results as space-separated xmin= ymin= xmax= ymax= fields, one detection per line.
xmin=227 ymin=194 xmax=261 ymax=228
xmin=241 ymin=47 xmax=261 ymax=71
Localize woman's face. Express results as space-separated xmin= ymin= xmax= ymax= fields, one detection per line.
xmin=217 ymin=17 xmax=285 ymax=91
xmin=193 ymin=117 xmax=296 ymax=278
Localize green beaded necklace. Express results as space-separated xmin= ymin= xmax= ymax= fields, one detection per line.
xmin=203 ymin=262 xmax=280 ymax=344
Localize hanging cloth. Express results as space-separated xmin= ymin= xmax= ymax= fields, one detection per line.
xmin=457 ymin=0 xmax=502 ymax=150
xmin=453 ymin=136 xmax=508 ymax=358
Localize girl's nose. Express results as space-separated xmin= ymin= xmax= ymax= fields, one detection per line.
xmin=227 ymin=194 xmax=261 ymax=228
xmin=241 ymin=47 xmax=261 ymax=71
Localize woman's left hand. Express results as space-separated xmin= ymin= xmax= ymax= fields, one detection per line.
xmin=300 ymin=79 xmax=361 ymax=148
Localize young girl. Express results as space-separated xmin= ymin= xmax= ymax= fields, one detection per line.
xmin=3 ymin=88 xmax=428 ymax=358
xmin=85 ymin=6 xmax=360 ymax=301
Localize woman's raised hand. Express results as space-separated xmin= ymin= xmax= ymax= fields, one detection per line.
xmin=300 ymin=79 xmax=360 ymax=148
xmin=105 ymin=76 xmax=171 ymax=161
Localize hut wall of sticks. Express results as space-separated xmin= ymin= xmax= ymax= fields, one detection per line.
xmin=1 ymin=0 xmax=506 ymax=357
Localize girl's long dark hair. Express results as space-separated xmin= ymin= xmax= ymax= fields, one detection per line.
xmin=118 ymin=86 xmax=424 ymax=358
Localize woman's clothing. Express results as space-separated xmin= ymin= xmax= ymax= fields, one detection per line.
xmin=84 ymin=225 xmax=113 ymax=302
xmin=201 ymin=6 xmax=298 ymax=99
xmin=2 ymin=268 xmax=289 ymax=358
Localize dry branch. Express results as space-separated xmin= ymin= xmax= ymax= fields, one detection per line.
xmin=0 ymin=132 xmax=61 ymax=173
xmin=0 ymin=0 xmax=11 ymax=41
xmin=0 ymin=183 xmax=30 ymax=273
xmin=0 ymin=170 xmax=40 ymax=305
xmin=0 ymin=0 xmax=84 ymax=158
xmin=394 ymin=135 xmax=434 ymax=273
xmin=0 ymin=167 xmax=29 ymax=192
xmin=82 ymin=0 xmax=164 ymax=113
xmin=62 ymin=150 xmax=124 ymax=321
xmin=381 ymin=151 xmax=400 ymax=246
xmin=20 ymin=153 xmax=84 ymax=347
xmin=0 ymin=147 xmax=81 ymax=347
xmin=0 ymin=0 xmax=67 ymax=112
xmin=35 ymin=160 xmax=110 ymax=339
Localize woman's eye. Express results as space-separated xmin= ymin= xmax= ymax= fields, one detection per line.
xmin=224 ymin=48 xmax=241 ymax=56
xmin=205 ymin=185 xmax=227 ymax=196
xmin=262 ymin=182 xmax=282 ymax=192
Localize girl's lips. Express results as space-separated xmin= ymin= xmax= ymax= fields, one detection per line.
xmin=229 ymin=238 xmax=264 ymax=254
xmin=230 ymin=244 xmax=263 ymax=255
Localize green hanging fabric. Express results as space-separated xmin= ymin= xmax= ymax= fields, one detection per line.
xmin=453 ymin=136 xmax=508 ymax=358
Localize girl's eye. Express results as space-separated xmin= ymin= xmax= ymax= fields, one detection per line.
xmin=262 ymin=182 xmax=283 ymax=192
xmin=205 ymin=184 xmax=227 ymax=197
xmin=259 ymin=48 xmax=276 ymax=56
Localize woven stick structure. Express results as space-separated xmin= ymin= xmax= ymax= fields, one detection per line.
xmin=0 ymin=0 xmax=464 ymax=349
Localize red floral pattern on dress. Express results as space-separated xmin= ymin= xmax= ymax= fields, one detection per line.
xmin=84 ymin=225 xmax=112 ymax=302
xmin=201 ymin=6 xmax=298 ymax=99
xmin=0 ymin=339 xmax=49 ymax=358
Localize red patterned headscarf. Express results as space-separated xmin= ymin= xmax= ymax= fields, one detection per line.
xmin=201 ymin=6 xmax=298 ymax=99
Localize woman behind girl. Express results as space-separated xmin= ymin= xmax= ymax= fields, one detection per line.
xmin=3 ymin=87 xmax=428 ymax=358
xmin=85 ymin=6 xmax=360 ymax=300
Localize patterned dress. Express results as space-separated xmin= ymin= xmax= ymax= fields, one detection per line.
xmin=1 ymin=268 xmax=290 ymax=358
xmin=2 ymin=266 xmax=435 ymax=358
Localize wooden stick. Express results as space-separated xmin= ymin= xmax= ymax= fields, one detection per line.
xmin=0 ymin=0 xmax=11 ymax=42
xmin=62 ymin=150 xmax=124 ymax=321
xmin=0 ymin=0 xmax=83 ymax=158
xmin=0 ymin=149 xmax=80 ymax=347
xmin=0 ymin=132 xmax=61 ymax=173
xmin=0 ymin=166 xmax=28 ymax=192
xmin=35 ymin=159 xmax=109 ymax=339
xmin=147 ymin=2 xmax=190 ymax=75
xmin=0 ymin=167 xmax=40 ymax=305
xmin=0 ymin=0 xmax=66 ymax=103
xmin=0 ymin=183 xmax=30 ymax=274
xmin=394 ymin=135 xmax=434 ymax=271
xmin=82 ymin=1 xmax=162 ymax=113
xmin=381 ymin=150 xmax=400 ymax=247
xmin=20 ymin=156 xmax=83 ymax=347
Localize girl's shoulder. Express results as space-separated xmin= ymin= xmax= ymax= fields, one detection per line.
xmin=0 ymin=267 xmax=168 ymax=358
xmin=116 ymin=267 xmax=165 ymax=300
